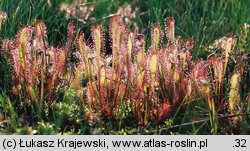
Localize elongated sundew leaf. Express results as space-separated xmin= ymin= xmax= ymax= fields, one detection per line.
xmin=98 ymin=66 xmax=106 ymax=108
xmin=127 ymin=32 xmax=133 ymax=60
xmin=110 ymin=16 xmax=119 ymax=52
xmin=150 ymin=53 xmax=158 ymax=75
xmin=10 ymin=26 xmax=38 ymax=102
xmin=109 ymin=15 xmax=123 ymax=48
xmin=165 ymin=17 xmax=175 ymax=42
xmin=91 ymin=25 xmax=104 ymax=67
xmin=210 ymin=57 xmax=224 ymax=85
xmin=125 ymin=32 xmax=133 ymax=92
xmin=229 ymin=73 xmax=240 ymax=113
xmin=208 ymin=56 xmax=225 ymax=105
xmin=40 ymin=47 xmax=46 ymax=102
xmin=32 ymin=22 xmax=47 ymax=92
xmin=179 ymin=51 xmax=187 ymax=69
xmin=34 ymin=22 xmax=48 ymax=102
xmin=87 ymin=82 xmax=97 ymax=111
xmin=19 ymin=28 xmax=28 ymax=70
xmin=109 ymin=15 xmax=126 ymax=67
xmin=78 ymin=33 xmax=91 ymax=78
xmin=184 ymin=79 xmax=192 ymax=101
xmin=18 ymin=27 xmax=33 ymax=84
xmin=47 ymin=48 xmax=66 ymax=92
xmin=10 ymin=48 xmax=21 ymax=78
xmin=135 ymin=34 xmax=145 ymax=64
xmin=149 ymin=53 xmax=158 ymax=90
xmin=34 ymin=21 xmax=47 ymax=49
xmin=173 ymin=66 xmax=180 ymax=82
xmin=99 ymin=65 xmax=106 ymax=87
xmin=114 ymin=25 xmax=125 ymax=67
xmin=123 ymin=31 xmax=133 ymax=70
xmin=151 ymin=23 xmax=162 ymax=50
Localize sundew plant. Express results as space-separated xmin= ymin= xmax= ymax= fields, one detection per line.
xmin=0 ymin=0 xmax=249 ymax=135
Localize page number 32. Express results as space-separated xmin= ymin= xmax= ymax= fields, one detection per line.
xmin=233 ymin=139 xmax=247 ymax=148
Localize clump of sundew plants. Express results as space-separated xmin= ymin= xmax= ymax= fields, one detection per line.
xmin=0 ymin=0 xmax=250 ymax=135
